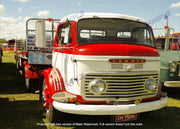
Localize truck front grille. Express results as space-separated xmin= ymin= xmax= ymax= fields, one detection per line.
xmin=81 ymin=72 xmax=159 ymax=101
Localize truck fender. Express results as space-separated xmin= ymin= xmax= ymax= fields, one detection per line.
xmin=24 ymin=63 xmax=39 ymax=79
xmin=40 ymin=68 xmax=65 ymax=105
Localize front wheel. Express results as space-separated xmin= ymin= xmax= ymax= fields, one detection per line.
xmin=46 ymin=104 xmax=64 ymax=123
xmin=40 ymin=79 xmax=64 ymax=123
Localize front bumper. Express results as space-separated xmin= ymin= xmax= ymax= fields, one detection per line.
xmin=53 ymin=96 xmax=168 ymax=115
xmin=164 ymin=81 xmax=180 ymax=87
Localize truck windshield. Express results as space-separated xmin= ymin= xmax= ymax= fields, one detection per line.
xmin=77 ymin=18 xmax=155 ymax=47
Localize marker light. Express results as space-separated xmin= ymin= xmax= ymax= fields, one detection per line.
xmin=69 ymin=97 xmax=75 ymax=103
xmin=134 ymin=100 xmax=140 ymax=105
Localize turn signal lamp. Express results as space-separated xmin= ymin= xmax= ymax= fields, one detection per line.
xmin=68 ymin=97 xmax=75 ymax=103
xmin=134 ymin=100 xmax=140 ymax=105
xmin=159 ymin=93 xmax=166 ymax=98
xmin=52 ymin=92 xmax=77 ymax=103
xmin=158 ymin=91 xmax=167 ymax=99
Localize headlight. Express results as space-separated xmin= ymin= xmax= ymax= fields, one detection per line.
xmin=169 ymin=61 xmax=177 ymax=72
xmin=89 ymin=80 xmax=106 ymax=93
xmin=145 ymin=78 xmax=157 ymax=90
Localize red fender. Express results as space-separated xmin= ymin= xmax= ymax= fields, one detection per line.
xmin=23 ymin=61 xmax=28 ymax=66
xmin=41 ymin=68 xmax=66 ymax=106
xmin=24 ymin=63 xmax=39 ymax=79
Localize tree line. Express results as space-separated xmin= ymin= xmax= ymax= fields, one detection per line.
xmin=0 ymin=39 xmax=24 ymax=43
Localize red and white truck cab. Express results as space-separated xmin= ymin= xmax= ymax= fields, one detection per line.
xmin=40 ymin=13 xmax=168 ymax=122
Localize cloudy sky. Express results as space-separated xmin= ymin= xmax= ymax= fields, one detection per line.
xmin=0 ymin=0 xmax=180 ymax=40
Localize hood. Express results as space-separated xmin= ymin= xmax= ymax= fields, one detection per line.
xmin=75 ymin=43 xmax=159 ymax=57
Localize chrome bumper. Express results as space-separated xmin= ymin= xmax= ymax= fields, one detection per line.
xmin=53 ymin=96 xmax=168 ymax=115
xmin=164 ymin=81 xmax=180 ymax=88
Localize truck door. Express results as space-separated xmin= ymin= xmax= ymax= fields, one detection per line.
xmin=55 ymin=23 xmax=73 ymax=86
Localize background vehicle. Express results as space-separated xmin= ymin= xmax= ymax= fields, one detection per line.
xmin=15 ymin=18 xmax=60 ymax=92
xmin=39 ymin=13 xmax=167 ymax=123
xmin=154 ymin=17 xmax=180 ymax=88
xmin=8 ymin=40 xmax=15 ymax=49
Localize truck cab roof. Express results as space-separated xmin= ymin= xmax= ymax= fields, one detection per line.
xmin=60 ymin=12 xmax=148 ymax=24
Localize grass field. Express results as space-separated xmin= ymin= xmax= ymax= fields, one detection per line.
xmin=0 ymin=51 xmax=180 ymax=129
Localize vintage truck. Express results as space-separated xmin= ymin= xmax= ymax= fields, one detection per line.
xmin=39 ymin=13 xmax=167 ymax=122
xmin=155 ymin=26 xmax=180 ymax=88
xmin=15 ymin=18 xmax=60 ymax=92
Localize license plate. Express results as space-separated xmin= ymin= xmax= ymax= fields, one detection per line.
xmin=115 ymin=114 xmax=137 ymax=122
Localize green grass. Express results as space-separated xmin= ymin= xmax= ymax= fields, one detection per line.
xmin=0 ymin=51 xmax=180 ymax=129
xmin=0 ymin=51 xmax=45 ymax=129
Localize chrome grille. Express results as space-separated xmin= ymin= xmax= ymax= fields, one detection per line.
xmin=82 ymin=72 xmax=159 ymax=101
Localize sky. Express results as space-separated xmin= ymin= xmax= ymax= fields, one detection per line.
xmin=0 ymin=0 xmax=180 ymax=40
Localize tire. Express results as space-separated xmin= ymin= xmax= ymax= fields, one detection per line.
xmin=40 ymin=79 xmax=64 ymax=123
xmin=25 ymin=78 xmax=38 ymax=93
xmin=46 ymin=104 xmax=64 ymax=123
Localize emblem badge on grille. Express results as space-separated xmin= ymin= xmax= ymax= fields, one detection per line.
xmin=125 ymin=64 xmax=133 ymax=72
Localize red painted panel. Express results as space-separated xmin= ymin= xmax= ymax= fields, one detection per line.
xmin=24 ymin=64 xmax=39 ymax=79
xmin=75 ymin=43 xmax=159 ymax=57
xmin=41 ymin=68 xmax=66 ymax=106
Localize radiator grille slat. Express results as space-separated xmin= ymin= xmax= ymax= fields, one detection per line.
xmin=82 ymin=72 xmax=159 ymax=101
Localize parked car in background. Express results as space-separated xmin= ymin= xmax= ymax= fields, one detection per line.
xmin=155 ymin=26 xmax=180 ymax=88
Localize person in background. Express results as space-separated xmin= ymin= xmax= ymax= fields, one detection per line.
xmin=0 ymin=45 xmax=3 ymax=63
